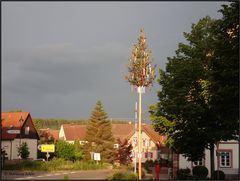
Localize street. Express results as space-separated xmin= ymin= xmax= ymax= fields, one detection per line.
xmin=2 ymin=169 xmax=115 ymax=180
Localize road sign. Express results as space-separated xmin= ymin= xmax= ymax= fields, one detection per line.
xmin=94 ymin=153 xmax=101 ymax=161
xmin=41 ymin=144 xmax=55 ymax=153
xmin=7 ymin=130 xmax=20 ymax=134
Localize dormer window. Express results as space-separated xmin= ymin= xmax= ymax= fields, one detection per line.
xmin=25 ymin=126 xmax=30 ymax=135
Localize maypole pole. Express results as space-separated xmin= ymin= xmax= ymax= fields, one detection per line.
xmin=138 ymin=87 xmax=142 ymax=179
xmin=125 ymin=28 xmax=156 ymax=180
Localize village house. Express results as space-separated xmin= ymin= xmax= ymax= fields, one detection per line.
xmin=179 ymin=140 xmax=239 ymax=178
xmin=1 ymin=112 xmax=40 ymax=160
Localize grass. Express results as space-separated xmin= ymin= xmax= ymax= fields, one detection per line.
xmin=3 ymin=158 xmax=111 ymax=171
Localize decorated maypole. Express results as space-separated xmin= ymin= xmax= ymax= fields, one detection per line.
xmin=125 ymin=28 xmax=156 ymax=180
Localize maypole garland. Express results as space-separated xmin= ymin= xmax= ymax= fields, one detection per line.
xmin=125 ymin=28 xmax=156 ymax=180
xmin=125 ymin=28 xmax=156 ymax=88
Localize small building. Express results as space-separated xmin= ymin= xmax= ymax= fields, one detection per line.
xmin=1 ymin=112 xmax=40 ymax=160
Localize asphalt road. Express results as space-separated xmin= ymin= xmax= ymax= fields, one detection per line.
xmin=2 ymin=169 xmax=115 ymax=180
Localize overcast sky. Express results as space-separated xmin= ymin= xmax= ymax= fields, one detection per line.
xmin=2 ymin=1 xmax=227 ymax=120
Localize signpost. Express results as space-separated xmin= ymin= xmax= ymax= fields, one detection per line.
xmin=40 ymin=144 xmax=55 ymax=161
xmin=41 ymin=144 xmax=55 ymax=153
xmin=93 ymin=153 xmax=101 ymax=164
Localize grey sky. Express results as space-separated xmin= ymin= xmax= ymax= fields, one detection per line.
xmin=2 ymin=1 xmax=226 ymax=120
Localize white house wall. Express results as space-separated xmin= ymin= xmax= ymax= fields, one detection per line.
xmin=1 ymin=139 xmax=37 ymax=160
xmin=128 ymin=131 xmax=159 ymax=163
xmin=59 ymin=125 xmax=66 ymax=140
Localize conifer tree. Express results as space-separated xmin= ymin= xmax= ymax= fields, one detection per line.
xmin=84 ymin=101 xmax=116 ymax=163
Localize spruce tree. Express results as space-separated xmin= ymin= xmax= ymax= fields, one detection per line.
xmin=84 ymin=101 xmax=116 ymax=163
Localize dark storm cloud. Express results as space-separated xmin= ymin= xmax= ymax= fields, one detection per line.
xmin=2 ymin=2 xmax=225 ymax=119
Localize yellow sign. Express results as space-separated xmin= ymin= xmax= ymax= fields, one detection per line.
xmin=41 ymin=144 xmax=55 ymax=153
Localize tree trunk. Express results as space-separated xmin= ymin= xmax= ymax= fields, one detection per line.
xmin=210 ymin=142 xmax=215 ymax=179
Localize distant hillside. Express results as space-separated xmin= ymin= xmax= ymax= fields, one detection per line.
xmin=33 ymin=118 xmax=132 ymax=130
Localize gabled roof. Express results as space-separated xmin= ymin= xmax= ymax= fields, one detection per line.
xmin=1 ymin=112 xmax=34 ymax=140
xmin=62 ymin=124 xmax=86 ymax=141
xmin=142 ymin=124 xmax=167 ymax=146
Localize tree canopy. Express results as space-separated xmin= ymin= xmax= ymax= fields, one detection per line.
xmin=149 ymin=1 xmax=239 ymax=167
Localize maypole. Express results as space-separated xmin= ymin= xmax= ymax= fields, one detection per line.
xmin=125 ymin=28 xmax=156 ymax=180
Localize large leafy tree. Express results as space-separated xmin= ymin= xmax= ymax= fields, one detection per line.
xmin=149 ymin=1 xmax=239 ymax=177
xmin=56 ymin=140 xmax=75 ymax=161
xmin=84 ymin=101 xmax=116 ymax=164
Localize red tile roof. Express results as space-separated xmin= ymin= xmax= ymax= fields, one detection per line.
xmin=1 ymin=112 xmax=29 ymax=140
xmin=62 ymin=123 xmax=166 ymax=145
xmin=112 ymin=123 xmax=135 ymax=141
xmin=142 ymin=124 xmax=167 ymax=146
xmin=49 ymin=129 xmax=59 ymax=140
xmin=62 ymin=124 xmax=86 ymax=141
xmin=39 ymin=128 xmax=59 ymax=141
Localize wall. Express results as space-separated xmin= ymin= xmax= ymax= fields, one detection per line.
xmin=1 ymin=139 xmax=37 ymax=160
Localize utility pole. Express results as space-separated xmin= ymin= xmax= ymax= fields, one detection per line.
xmin=125 ymin=28 xmax=156 ymax=180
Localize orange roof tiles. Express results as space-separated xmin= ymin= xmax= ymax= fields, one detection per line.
xmin=1 ymin=112 xmax=29 ymax=140
xmin=39 ymin=128 xmax=59 ymax=141
xmin=62 ymin=124 xmax=86 ymax=141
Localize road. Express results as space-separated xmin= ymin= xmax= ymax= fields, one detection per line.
xmin=2 ymin=169 xmax=115 ymax=180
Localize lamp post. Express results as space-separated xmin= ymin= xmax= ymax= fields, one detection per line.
xmin=125 ymin=28 xmax=156 ymax=180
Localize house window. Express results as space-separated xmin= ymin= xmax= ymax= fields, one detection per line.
xmin=219 ymin=151 xmax=232 ymax=168
xmin=25 ymin=126 xmax=30 ymax=135
xmin=133 ymin=137 xmax=137 ymax=147
xmin=145 ymin=152 xmax=153 ymax=159
xmin=193 ymin=158 xmax=204 ymax=166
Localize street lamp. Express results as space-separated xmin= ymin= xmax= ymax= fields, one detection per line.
xmin=125 ymin=28 xmax=156 ymax=180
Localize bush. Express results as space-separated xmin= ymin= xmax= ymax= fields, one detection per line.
xmin=192 ymin=166 xmax=208 ymax=179
xmin=17 ymin=142 xmax=30 ymax=159
xmin=176 ymin=168 xmax=192 ymax=180
xmin=108 ymin=171 xmax=137 ymax=180
xmin=212 ymin=170 xmax=225 ymax=180
xmin=144 ymin=159 xmax=155 ymax=172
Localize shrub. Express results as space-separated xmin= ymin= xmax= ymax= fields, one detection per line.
xmin=212 ymin=170 xmax=225 ymax=180
xmin=56 ymin=141 xmax=75 ymax=161
xmin=192 ymin=166 xmax=208 ymax=179
xmin=109 ymin=171 xmax=137 ymax=180
xmin=176 ymin=168 xmax=192 ymax=180
xmin=144 ymin=159 xmax=155 ymax=172
xmin=17 ymin=142 xmax=30 ymax=159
